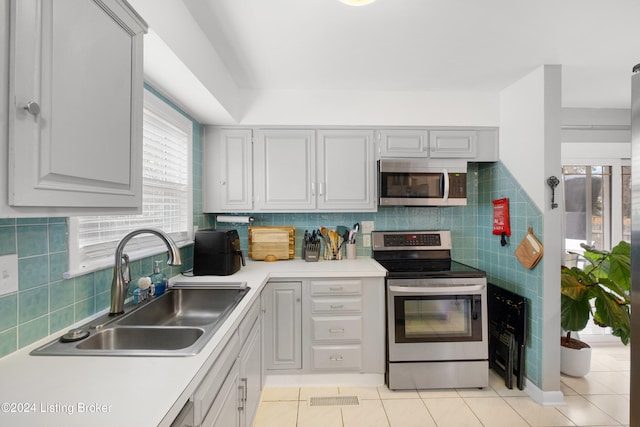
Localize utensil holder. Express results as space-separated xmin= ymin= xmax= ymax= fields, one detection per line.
xmin=323 ymin=244 xmax=343 ymax=260
xmin=304 ymin=242 xmax=320 ymax=262
xmin=346 ymin=243 xmax=356 ymax=260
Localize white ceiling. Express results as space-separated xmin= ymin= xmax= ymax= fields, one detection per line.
xmin=135 ymin=0 xmax=640 ymax=123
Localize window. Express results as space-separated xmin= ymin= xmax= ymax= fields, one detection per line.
xmin=563 ymin=166 xmax=611 ymax=249
xmin=562 ymin=159 xmax=630 ymax=254
xmin=66 ymin=89 xmax=193 ymax=277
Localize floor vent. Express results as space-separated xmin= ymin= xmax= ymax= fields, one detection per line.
xmin=309 ymin=396 xmax=359 ymax=407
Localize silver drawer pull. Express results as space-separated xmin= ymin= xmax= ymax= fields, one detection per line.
xmin=329 ymin=286 xmax=343 ymax=291
xmin=329 ymin=328 xmax=345 ymax=333
xmin=330 ymin=304 xmax=344 ymax=309
xmin=330 ymin=355 xmax=344 ymax=361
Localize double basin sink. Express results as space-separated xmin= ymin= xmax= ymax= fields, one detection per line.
xmin=32 ymin=284 xmax=250 ymax=357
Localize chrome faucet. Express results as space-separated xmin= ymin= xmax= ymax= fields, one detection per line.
xmin=109 ymin=228 xmax=182 ymax=315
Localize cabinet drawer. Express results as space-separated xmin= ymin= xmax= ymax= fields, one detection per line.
xmin=313 ymin=316 xmax=362 ymax=341
xmin=312 ymin=297 xmax=362 ymax=313
xmin=310 ymin=280 xmax=362 ymax=295
xmin=312 ymin=345 xmax=362 ymax=371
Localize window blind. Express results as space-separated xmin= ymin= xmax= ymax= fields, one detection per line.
xmin=66 ymin=89 xmax=193 ymax=277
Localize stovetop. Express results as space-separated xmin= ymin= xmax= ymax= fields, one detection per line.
xmin=371 ymin=230 xmax=486 ymax=279
xmin=379 ymin=260 xmax=486 ymax=279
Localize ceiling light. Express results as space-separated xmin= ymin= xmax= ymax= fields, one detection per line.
xmin=339 ymin=0 xmax=376 ymax=6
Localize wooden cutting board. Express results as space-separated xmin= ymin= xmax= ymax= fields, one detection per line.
xmin=248 ymin=226 xmax=295 ymax=261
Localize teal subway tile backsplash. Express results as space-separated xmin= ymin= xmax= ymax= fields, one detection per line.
xmin=18 ymin=256 xmax=49 ymax=291
xmin=74 ymin=274 xmax=95 ymax=302
xmin=17 ymin=225 xmax=48 ymax=257
xmin=0 ymin=224 xmax=16 ymax=255
xmin=50 ymin=280 xmax=74 ymax=312
xmin=0 ymin=329 xmax=17 ymax=357
xmin=18 ymin=317 xmax=48 ymax=348
xmin=50 ymin=307 xmax=74 ymax=333
xmin=49 ymin=252 xmax=67 ymax=283
xmin=0 ymin=294 xmax=17 ymax=330
xmin=18 ymin=286 xmax=48 ymax=324
xmin=48 ymin=222 xmax=67 ymax=253
xmin=477 ymin=161 xmax=544 ymax=388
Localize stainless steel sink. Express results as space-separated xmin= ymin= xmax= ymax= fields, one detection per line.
xmin=76 ymin=327 xmax=204 ymax=352
xmin=31 ymin=285 xmax=250 ymax=357
xmin=118 ymin=288 xmax=246 ymax=327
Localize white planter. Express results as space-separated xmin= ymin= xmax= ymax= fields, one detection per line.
xmin=560 ymin=344 xmax=592 ymax=377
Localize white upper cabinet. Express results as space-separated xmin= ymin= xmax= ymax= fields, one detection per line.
xmin=378 ymin=129 xmax=429 ymax=157
xmin=204 ymin=128 xmax=253 ymax=212
xmin=317 ymin=129 xmax=376 ymax=211
xmin=254 ymin=129 xmax=316 ymax=211
xmin=6 ymin=0 xmax=147 ymax=215
xmin=253 ymin=129 xmax=376 ymax=212
xmin=429 ymin=130 xmax=477 ymax=158
xmin=377 ymin=128 xmax=498 ymax=161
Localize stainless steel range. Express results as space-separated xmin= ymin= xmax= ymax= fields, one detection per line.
xmin=372 ymin=230 xmax=488 ymax=390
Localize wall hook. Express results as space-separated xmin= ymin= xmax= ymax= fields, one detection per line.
xmin=546 ymin=176 xmax=560 ymax=209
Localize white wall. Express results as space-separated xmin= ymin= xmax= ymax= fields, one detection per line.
xmin=238 ymin=89 xmax=500 ymax=126
xmin=500 ymin=68 xmax=548 ymax=210
xmin=499 ymin=65 xmax=563 ymax=398
xmin=129 ymin=0 xmax=501 ymax=127
xmin=128 ymin=0 xmax=239 ymax=124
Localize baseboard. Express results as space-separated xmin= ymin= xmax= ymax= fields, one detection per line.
xmin=524 ymin=378 xmax=566 ymax=406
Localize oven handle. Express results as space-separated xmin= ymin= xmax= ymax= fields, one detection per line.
xmin=388 ymin=284 xmax=485 ymax=295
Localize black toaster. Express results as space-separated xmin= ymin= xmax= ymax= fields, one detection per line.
xmin=193 ymin=229 xmax=245 ymax=276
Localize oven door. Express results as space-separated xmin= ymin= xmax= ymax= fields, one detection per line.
xmin=387 ymin=278 xmax=487 ymax=362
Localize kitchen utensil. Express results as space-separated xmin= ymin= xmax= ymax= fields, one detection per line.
xmin=348 ymin=223 xmax=359 ymax=244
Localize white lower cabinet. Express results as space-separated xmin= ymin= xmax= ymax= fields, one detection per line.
xmin=171 ymin=299 xmax=262 ymax=427
xmin=239 ymin=313 xmax=261 ymax=427
xmin=202 ymin=360 xmax=240 ymax=427
xmin=262 ymin=277 xmax=384 ymax=375
xmin=261 ymin=281 xmax=302 ymax=370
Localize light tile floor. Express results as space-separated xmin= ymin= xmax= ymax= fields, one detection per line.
xmin=253 ymin=335 xmax=630 ymax=427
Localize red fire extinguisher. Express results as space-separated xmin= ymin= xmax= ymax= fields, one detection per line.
xmin=493 ymin=198 xmax=511 ymax=246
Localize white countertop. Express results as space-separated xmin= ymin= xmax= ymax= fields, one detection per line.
xmin=0 ymin=258 xmax=386 ymax=427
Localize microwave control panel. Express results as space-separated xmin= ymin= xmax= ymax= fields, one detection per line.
xmin=448 ymin=173 xmax=467 ymax=198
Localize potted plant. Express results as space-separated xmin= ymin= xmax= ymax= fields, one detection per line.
xmin=560 ymin=241 xmax=631 ymax=376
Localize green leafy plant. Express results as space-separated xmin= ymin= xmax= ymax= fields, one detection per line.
xmin=561 ymin=241 xmax=631 ymax=346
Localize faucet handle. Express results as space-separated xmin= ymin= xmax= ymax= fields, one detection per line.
xmin=121 ymin=254 xmax=131 ymax=286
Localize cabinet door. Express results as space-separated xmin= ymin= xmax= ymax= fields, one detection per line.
xmin=8 ymin=0 xmax=146 ymax=209
xmin=262 ymin=282 xmax=302 ymax=370
xmin=202 ymin=361 xmax=240 ymax=427
xmin=239 ymin=321 xmax=261 ymax=427
xmin=255 ymin=130 xmax=316 ymax=210
xmin=429 ymin=130 xmax=478 ymax=158
xmin=204 ymin=128 xmax=253 ymax=212
xmin=379 ymin=129 xmax=429 ymax=157
xmin=317 ymin=129 xmax=376 ymax=211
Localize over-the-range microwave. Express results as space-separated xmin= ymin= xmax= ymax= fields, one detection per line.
xmin=378 ymin=159 xmax=467 ymax=206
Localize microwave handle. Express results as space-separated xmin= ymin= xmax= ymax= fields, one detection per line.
xmin=442 ymin=169 xmax=449 ymax=202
